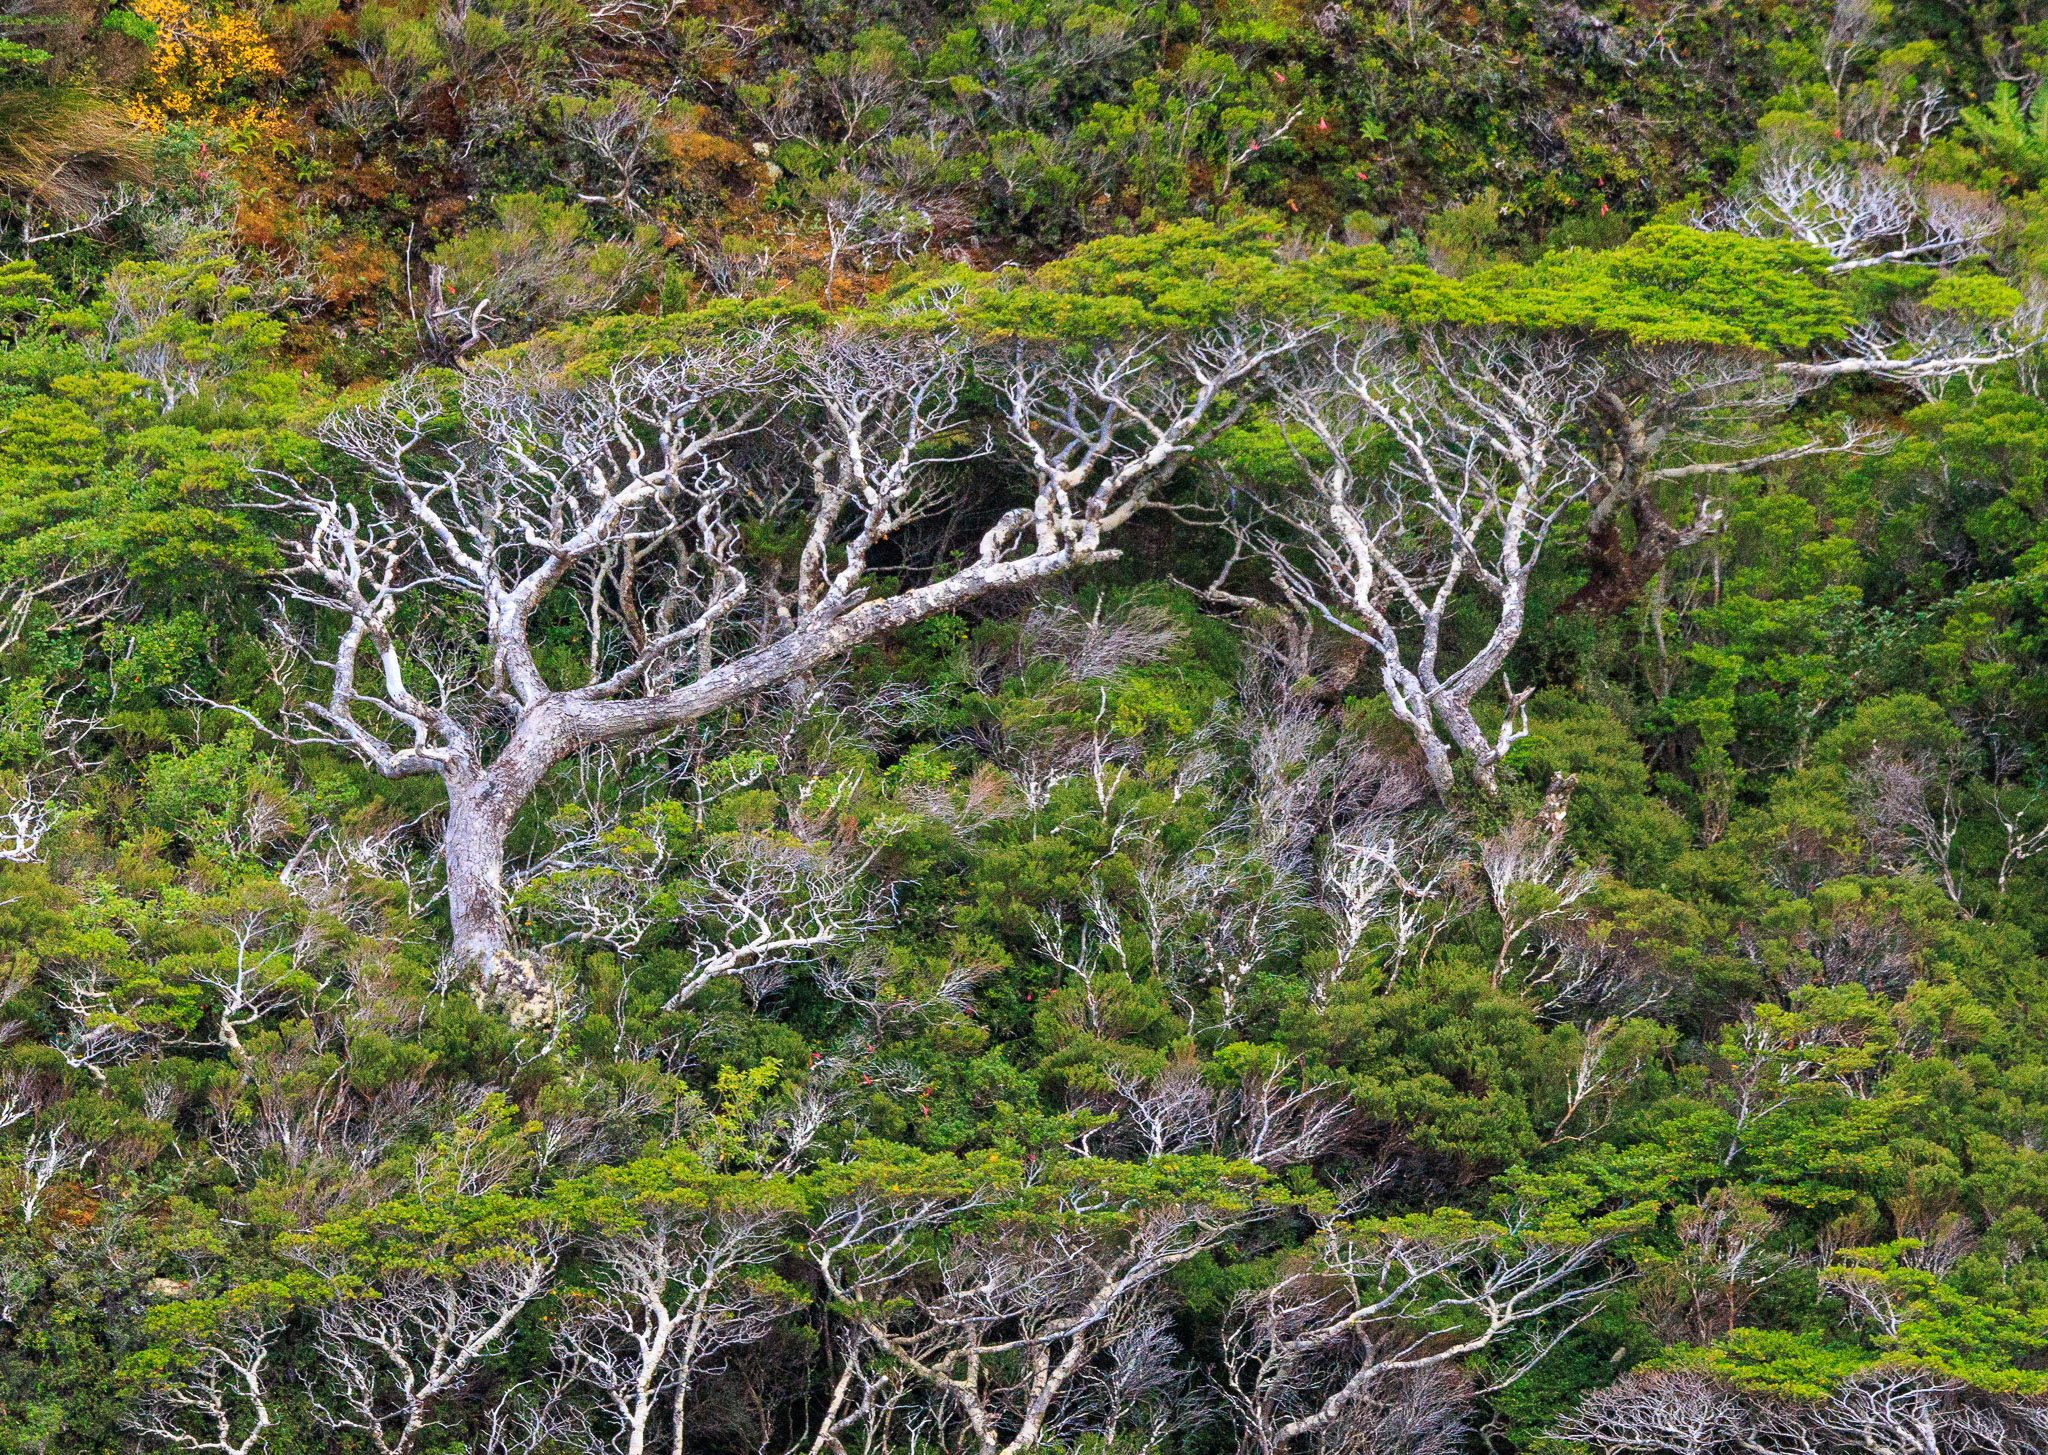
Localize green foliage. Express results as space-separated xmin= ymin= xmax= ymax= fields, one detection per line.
xmin=10 ymin=1 xmax=2048 ymax=1448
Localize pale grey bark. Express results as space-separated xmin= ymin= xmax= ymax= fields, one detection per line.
xmin=251 ymin=318 xmax=1306 ymax=1008
xmin=1235 ymin=327 xmax=1596 ymax=796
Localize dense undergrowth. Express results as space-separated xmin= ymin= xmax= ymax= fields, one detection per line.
xmin=9 ymin=1 xmax=2048 ymax=1454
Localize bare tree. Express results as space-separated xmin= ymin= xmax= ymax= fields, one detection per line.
xmin=1224 ymin=1211 xmax=1624 ymax=1455
xmin=560 ymin=83 xmax=667 ymax=219
xmin=815 ymin=177 xmax=932 ymax=302
xmin=1480 ymin=773 xmax=1597 ymax=986
xmin=1703 ymin=148 xmax=2002 ymax=274
xmin=1551 ymin=1366 xmax=1758 ymax=1454
xmin=1238 ymin=328 xmax=1596 ymax=796
xmin=244 ymin=317 xmax=1295 ymax=1012
xmin=1108 ymin=1055 xmax=1221 ymax=1160
xmin=0 ymin=774 xmax=65 ymax=864
xmin=1106 ymin=1052 xmax=1352 ymax=1168
xmin=554 ymin=1184 xmax=797 ymax=1455
xmin=7 ymin=1122 xmax=86 ymax=1224
xmin=510 ymin=775 xmax=881 ymax=1005
xmin=1558 ymin=1363 xmax=2040 ymax=1455
xmin=1318 ymin=813 xmax=1465 ymax=997
xmin=1850 ymin=748 xmax=1970 ymax=909
xmin=801 ymin=1167 xmax=1258 ymax=1455
xmin=0 ymin=553 xmax=131 ymax=656
xmin=1046 ymin=1296 xmax=1210 ymax=1455
xmin=1994 ymin=781 xmax=2048 ymax=895
xmin=298 ymin=1232 xmax=561 ymax=1455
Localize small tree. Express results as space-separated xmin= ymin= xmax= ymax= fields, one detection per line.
xmin=798 ymin=1150 xmax=1264 ymax=1455
xmin=1236 ymin=326 xmax=1596 ymax=795
xmin=550 ymin=1154 xmax=802 ymax=1455
xmin=124 ymin=1284 xmax=303 ymax=1455
xmin=287 ymin=1186 xmax=562 ymax=1455
xmin=1223 ymin=1209 xmax=1631 ymax=1455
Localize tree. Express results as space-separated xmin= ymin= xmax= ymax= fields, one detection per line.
xmin=419 ymin=194 xmax=658 ymax=358
xmin=549 ymin=1154 xmax=802 ymax=1455
xmin=1556 ymin=341 xmax=1888 ymax=616
xmin=798 ymin=1149 xmax=1264 ymax=1455
xmin=1233 ymin=326 xmax=1595 ymax=795
xmin=1702 ymin=146 xmax=2002 ymax=275
xmin=285 ymin=1176 xmax=562 ymax=1455
xmin=1480 ymin=772 xmax=1597 ymax=985
xmin=248 ymin=311 xmax=1298 ymax=1008
xmin=124 ymin=1285 xmax=303 ymax=1455
xmin=1557 ymin=1362 xmax=2046 ymax=1455
xmin=1223 ymin=1208 xmax=1632 ymax=1455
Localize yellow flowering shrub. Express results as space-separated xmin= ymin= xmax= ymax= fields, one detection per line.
xmin=125 ymin=0 xmax=283 ymax=130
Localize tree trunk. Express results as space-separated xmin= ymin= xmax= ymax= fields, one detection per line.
xmin=443 ymin=773 xmax=552 ymax=1022
xmin=1559 ymin=499 xmax=1685 ymax=617
xmin=444 ymin=778 xmax=513 ymax=967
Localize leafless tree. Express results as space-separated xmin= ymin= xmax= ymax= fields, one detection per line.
xmin=510 ymin=766 xmax=882 ymax=1002
xmin=1046 ymin=1296 xmax=1209 ymax=1455
xmin=1543 ymin=1016 xmax=1658 ymax=1145
xmin=1812 ymin=1367 xmax=1982 ymax=1454
xmin=0 ymin=774 xmax=65 ymax=864
xmin=554 ymin=1189 xmax=797 ymax=1455
xmin=1480 ymin=773 xmax=1597 ymax=986
xmin=1223 ymin=665 xmax=1422 ymax=875
xmin=801 ymin=1170 xmax=1258 ymax=1455
xmin=1711 ymin=1010 xmax=1834 ymax=1169
xmin=1552 ymin=1366 xmax=1758 ymax=1454
xmin=1107 ymin=1055 xmax=1221 ymax=1160
xmin=240 ymin=317 xmax=1295 ymax=1014
xmin=0 ymin=554 xmax=131 ymax=656
xmin=8 ymin=1122 xmax=86 ymax=1224
xmin=0 ymin=1068 xmax=52 ymax=1135
xmin=561 ymin=83 xmax=666 ymax=219
xmin=1231 ymin=1057 xmax=1356 ymax=1169
xmin=415 ymin=230 xmax=655 ymax=362
xmin=1704 ymin=148 xmax=2002 ymax=274
xmin=1787 ymin=286 xmax=2048 ymax=400
xmin=1118 ymin=842 xmax=1303 ymax=1038
xmin=816 ymin=946 xmax=994 ymax=1043
xmin=1318 ymin=813 xmax=1466 ymax=997
xmin=1021 ymin=597 xmax=1187 ymax=684
xmin=1223 ymin=1212 xmax=1624 ymax=1455
xmin=816 ymin=178 xmax=933 ymax=302
xmin=1994 ymin=782 xmax=2048 ymax=895
xmin=1237 ymin=329 xmax=1596 ymax=796
xmin=666 ymin=833 xmax=881 ymax=1010
xmin=1850 ymin=748 xmax=1970 ymax=909
xmin=1106 ymin=1052 xmax=1352 ymax=1168
xmin=283 ymin=814 xmax=445 ymax=931
xmin=1565 ymin=1363 xmax=2040 ymax=1455
xmin=18 ymin=183 xmax=151 ymax=249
